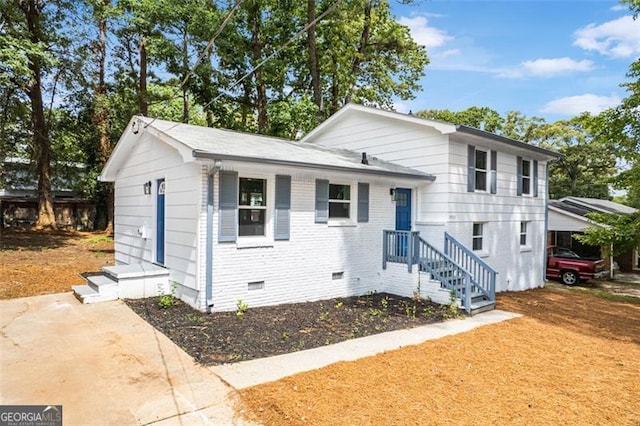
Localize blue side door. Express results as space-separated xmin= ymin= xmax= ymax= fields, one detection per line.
xmin=156 ymin=179 xmax=165 ymax=265
xmin=395 ymin=188 xmax=412 ymax=256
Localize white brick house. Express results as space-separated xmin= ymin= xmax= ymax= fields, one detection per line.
xmin=74 ymin=104 xmax=560 ymax=314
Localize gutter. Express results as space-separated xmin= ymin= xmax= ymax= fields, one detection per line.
xmin=192 ymin=150 xmax=436 ymax=181
xmin=456 ymin=125 xmax=562 ymax=159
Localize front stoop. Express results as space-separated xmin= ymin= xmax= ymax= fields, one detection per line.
xmin=73 ymin=263 xmax=170 ymax=304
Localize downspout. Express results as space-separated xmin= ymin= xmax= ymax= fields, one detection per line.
xmin=206 ymin=160 xmax=222 ymax=312
xmin=543 ymin=162 xmax=550 ymax=287
xmin=206 ymin=172 xmax=214 ymax=311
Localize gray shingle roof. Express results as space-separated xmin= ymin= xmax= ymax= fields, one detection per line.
xmin=143 ymin=118 xmax=435 ymax=181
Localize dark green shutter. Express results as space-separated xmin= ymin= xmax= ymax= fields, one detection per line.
xmin=274 ymin=175 xmax=291 ymax=240
xmin=218 ymin=171 xmax=238 ymax=242
xmin=516 ymin=156 xmax=523 ymax=196
xmin=315 ymin=179 xmax=329 ymax=223
xmin=490 ymin=150 xmax=497 ymax=194
xmin=357 ymin=182 xmax=369 ymax=223
xmin=467 ymin=145 xmax=475 ymax=192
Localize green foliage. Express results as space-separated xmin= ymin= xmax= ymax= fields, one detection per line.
xmin=575 ymin=211 xmax=640 ymax=257
xmin=236 ymin=299 xmax=249 ymax=317
xmin=158 ymin=283 xmax=177 ymax=309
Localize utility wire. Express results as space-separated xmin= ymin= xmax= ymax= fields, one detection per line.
xmin=202 ymin=0 xmax=342 ymax=110
xmin=144 ymin=0 xmax=244 ymax=126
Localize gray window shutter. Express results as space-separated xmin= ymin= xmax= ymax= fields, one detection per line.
xmin=516 ymin=156 xmax=523 ymax=196
xmin=274 ymin=175 xmax=291 ymax=240
xmin=490 ymin=150 xmax=497 ymax=194
xmin=533 ymin=160 xmax=539 ymax=197
xmin=315 ymin=179 xmax=329 ymax=223
xmin=467 ymin=145 xmax=475 ymax=192
xmin=218 ymin=171 xmax=238 ymax=242
xmin=357 ymin=182 xmax=369 ymax=223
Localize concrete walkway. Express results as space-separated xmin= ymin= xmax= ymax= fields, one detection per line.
xmin=0 ymin=293 xmax=248 ymax=425
xmin=210 ymin=309 xmax=521 ymax=389
xmin=1 ymin=293 xmax=521 ymax=424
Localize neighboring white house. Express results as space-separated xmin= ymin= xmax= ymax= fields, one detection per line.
xmin=73 ymin=103 xmax=560 ymax=314
xmin=549 ymin=196 xmax=639 ymax=272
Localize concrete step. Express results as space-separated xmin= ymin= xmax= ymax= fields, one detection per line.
xmin=87 ymin=274 xmax=118 ymax=292
xmin=72 ymin=284 xmax=118 ymax=304
xmin=469 ymin=299 xmax=495 ymax=316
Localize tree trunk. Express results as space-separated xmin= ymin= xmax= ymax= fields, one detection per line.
xmin=94 ymin=0 xmax=113 ymax=233
xmin=182 ymin=29 xmax=189 ymax=123
xmin=344 ymin=0 xmax=372 ymax=105
xmin=306 ymin=0 xmax=322 ymax=114
xmin=139 ymin=35 xmax=148 ymax=116
xmin=22 ymin=0 xmax=56 ymax=229
xmin=250 ymin=3 xmax=267 ymax=133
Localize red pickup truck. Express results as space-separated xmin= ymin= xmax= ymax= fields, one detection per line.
xmin=546 ymin=246 xmax=608 ymax=285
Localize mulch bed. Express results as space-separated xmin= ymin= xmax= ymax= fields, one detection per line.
xmin=125 ymin=292 xmax=461 ymax=365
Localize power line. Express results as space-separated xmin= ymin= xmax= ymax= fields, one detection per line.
xmin=202 ymin=0 xmax=342 ymax=110
xmin=144 ymin=0 xmax=244 ymax=124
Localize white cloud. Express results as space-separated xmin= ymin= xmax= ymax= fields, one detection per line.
xmin=398 ymin=15 xmax=452 ymax=49
xmin=610 ymin=4 xmax=627 ymax=11
xmin=393 ymin=102 xmax=410 ymax=114
xmin=540 ymin=93 xmax=621 ymax=115
xmin=438 ymin=49 xmax=461 ymax=59
xmin=573 ymin=15 xmax=640 ymax=58
xmin=522 ymin=58 xmax=594 ymax=76
xmin=497 ymin=57 xmax=594 ymax=78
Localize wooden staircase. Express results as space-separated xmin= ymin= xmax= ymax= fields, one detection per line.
xmin=383 ymin=230 xmax=497 ymax=315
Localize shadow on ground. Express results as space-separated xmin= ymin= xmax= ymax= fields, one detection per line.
xmin=497 ymin=286 xmax=640 ymax=345
xmin=0 ymin=228 xmax=78 ymax=251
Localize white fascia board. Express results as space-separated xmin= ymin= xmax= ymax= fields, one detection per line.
xmin=548 ymin=204 xmax=604 ymax=228
xmin=301 ymin=103 xmax=456 ymax=142
xmin=98 ymin=116 xmax=193 ymax=182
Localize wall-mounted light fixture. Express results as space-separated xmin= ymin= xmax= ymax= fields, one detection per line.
xmin=143 ymin=181 xmax=152 ymax=195
xmin=389 ymin=188 xmax=397 ymax=201
xmin=132 ymin=120 xmax=140 ymax=135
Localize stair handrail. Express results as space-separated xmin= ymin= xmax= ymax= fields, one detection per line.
xmin=443 ymin=232 xmax=497 ymax=302
xmin=415 ymin=236 xmax=474 ymax=312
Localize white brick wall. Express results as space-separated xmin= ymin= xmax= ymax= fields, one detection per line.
xmin=209 ymin=170 xmax=404 ymax=312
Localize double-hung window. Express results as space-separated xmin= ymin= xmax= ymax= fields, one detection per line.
xmin=520 ymin=221 xmax=528 ymax=246
xmin=472 ymin=223 xmax=484 ymax=251
xmin=521 ymin=160 xmax=531 ymax=195
xmin=517 ymin=157 xmax=538 ymax=197
xmin=475 ymin=150 xmax=488 ymax=191
xmin=468 ymin=146 xmax=497 ymax=193
xmin=238 ymin=178 xmax=267 ymax=236
xmin=315 ymin=180 xmax=368 ymax=224
xmin=328 ymin=184 xmax=351 ymax=219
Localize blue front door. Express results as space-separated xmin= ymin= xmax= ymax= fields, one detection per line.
xmin=395 ymin=188 xmax=411 ymax=257
xmin=156 ymin=179 xmax=165 ymax=265
xmin=395 ymin=188 xmax=411 ymax=231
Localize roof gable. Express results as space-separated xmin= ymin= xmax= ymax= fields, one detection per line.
xmin=302 ymin=103 xmax=561 ymax=161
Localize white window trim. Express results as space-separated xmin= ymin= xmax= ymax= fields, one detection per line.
xmin=236 ymin=175 xmax=274 ymax=247
xmin=475 ymin=149 xmax=488 ymax=192
xmin=521 ymin=159 xmax=532 ymax=196
xmin=328 ymin=182 xmax=355 ymax=226
xmin=520 ymin=221 xmax=532 ymax=252
xmin=472 ymin=222 xmax=490 ymax=258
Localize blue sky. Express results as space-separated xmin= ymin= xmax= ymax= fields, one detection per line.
xmin=389 ymin=0 xmax=640 ymax=123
